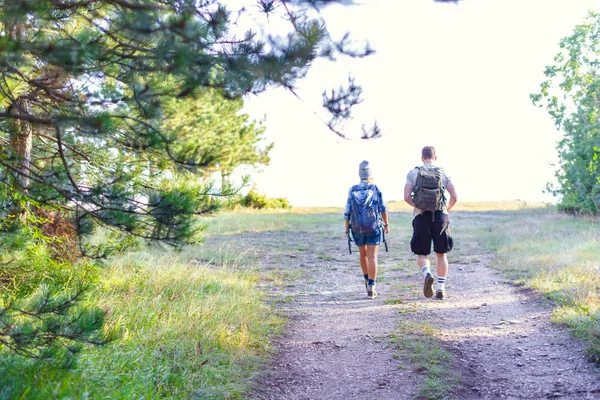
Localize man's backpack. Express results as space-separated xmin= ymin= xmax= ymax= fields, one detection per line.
xmin=349 ymin=183 xmax=379 ymax=234
xmin=412 ymin=166 xmax=445 ymax=211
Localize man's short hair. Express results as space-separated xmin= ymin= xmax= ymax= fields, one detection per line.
xmin=422 ymin=146 xmax=436 ymax=160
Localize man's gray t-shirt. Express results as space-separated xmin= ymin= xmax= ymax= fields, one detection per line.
xmin=406 ymin=165 xmax=453 ymax=217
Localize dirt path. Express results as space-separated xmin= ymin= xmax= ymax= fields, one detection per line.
xmin=227 ymin=211 xmax=600 ymax=399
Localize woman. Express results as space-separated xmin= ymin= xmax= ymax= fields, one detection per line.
xmin=344 ymin=160 xmax=389 ymax=299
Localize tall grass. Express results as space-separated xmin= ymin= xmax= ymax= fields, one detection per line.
xmin=0 ymin=248 xmax=284 ymax=399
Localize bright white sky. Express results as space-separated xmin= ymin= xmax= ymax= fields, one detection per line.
xmin=239 ymin=0 xmax=600 ymax=207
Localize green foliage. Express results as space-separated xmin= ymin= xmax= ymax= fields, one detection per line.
xmin=0 ymin=249 xmax=284 ymax=399
xmin=0 ymin=0 xmax=367 ymax=250
xmin=241 ymin=189 xmax=268 ymax=209
xmin=0 ymin=283 xmax=106 ymax=368
xmin=241 ymin=189 xmax=290 ymax=209
xmin=0 ymin=0 xmax=372 ymax=256
xmin=162 ymin=88 xmax=272 ymax=177
xmin=0 ymin=212 xmax=105 ymax=366
xmin=0 ymin=208 xmax=96 ymax=295
xmin=266 ymin=196 xmax=291 ymax=209
xmin=532 ymin=11 xmax=600 ymax=214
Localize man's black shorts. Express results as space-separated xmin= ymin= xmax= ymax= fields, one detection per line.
xmin=410 ymin=211 xmax=454 ymax=255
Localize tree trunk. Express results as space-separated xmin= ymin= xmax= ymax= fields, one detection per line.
xmin=9 ymin=98 xmax=33 ymax=192
xmin=8 ymin=98 xmax=33 ymax=223
xmin=6 ymin=8 xmax=33 ymax=222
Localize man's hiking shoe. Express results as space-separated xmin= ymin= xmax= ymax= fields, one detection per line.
xmin=367 ymin=285 xmax=377 ymax=299
xmin=423 ymin=273 xmax=434 ymax=298
xmin=436 ymin=289 xmax=445 ymax=300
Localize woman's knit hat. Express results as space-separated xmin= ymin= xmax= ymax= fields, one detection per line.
xmin=359 ymin=160 xmax=372 ymax=179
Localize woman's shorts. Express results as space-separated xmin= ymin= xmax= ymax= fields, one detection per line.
xmin=351 ymin=229 xmax=381 ymax=246
xmin=410 ymin=211 xmax=453 ymax=255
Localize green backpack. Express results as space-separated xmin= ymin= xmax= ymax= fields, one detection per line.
xmin=412 ymin=166 xmax=446 ymax=211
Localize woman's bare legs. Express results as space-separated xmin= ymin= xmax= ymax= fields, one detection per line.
xmin=359 ymin=244 xmax=379 ymax=298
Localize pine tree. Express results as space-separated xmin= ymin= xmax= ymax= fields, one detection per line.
xmin=0 ymin=0 xmax=373 ymax=361
xmin=0 ymin=0 xmax=373 ymax=243
xmin=161 ymin=87 xmax=272 ymax=181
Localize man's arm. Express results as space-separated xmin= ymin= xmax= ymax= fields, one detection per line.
xmin=446 ymin=183 xmax=458 ymax=211
xmin=404 ymin=184 xmax=415 ymax=208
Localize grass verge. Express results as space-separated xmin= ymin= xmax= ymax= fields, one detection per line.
xmin=0 ymin=248 xmax=284 ymax=399
xmin=483 ymin=208 xmax=600 ymax=364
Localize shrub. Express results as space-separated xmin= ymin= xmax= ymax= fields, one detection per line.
xmin=241 ymin=189 xmax=268 ymax=209
xmin=266 ymin=197 xmax=290 ymax=209
xmin=241 ymin=189 xmax=290 ymax=209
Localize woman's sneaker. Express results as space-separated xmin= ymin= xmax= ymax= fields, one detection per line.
xmin=423 ymin=273 xmax=434 ymax=298
xmin=436 ymin=289 xmax=445 ymax=300
xmin=367 ymin=284 xmax=377 ymax=299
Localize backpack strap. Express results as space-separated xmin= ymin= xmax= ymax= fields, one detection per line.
xmin=413 ymin=166 xmax=423 ymax=191
xmin=368 ymin=184 xmax=382 ymax=223
xmin=415 ymin=165 xmax=446 ymax=191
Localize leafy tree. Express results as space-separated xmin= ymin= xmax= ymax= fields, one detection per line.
xmin=0 ymin=0 xmax=373 ymax=360
xmin=532 ymin=11 xmax=600 ymax=215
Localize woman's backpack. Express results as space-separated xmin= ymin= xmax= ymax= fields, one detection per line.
xmin=349 ymin=183 xmax=379 ymax=233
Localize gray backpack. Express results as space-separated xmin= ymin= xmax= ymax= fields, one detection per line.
xmin=412 ymin=166 xmax=445 ymax=211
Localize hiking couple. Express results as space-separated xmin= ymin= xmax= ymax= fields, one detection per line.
xmin=344 ymin=146 xmax=458 ymax=300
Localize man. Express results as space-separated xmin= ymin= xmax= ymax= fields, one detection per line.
xmin=344 ymin=160 xmax=389 ymax=299
xmin=404 ymin=146 xmax=457 ymax=300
